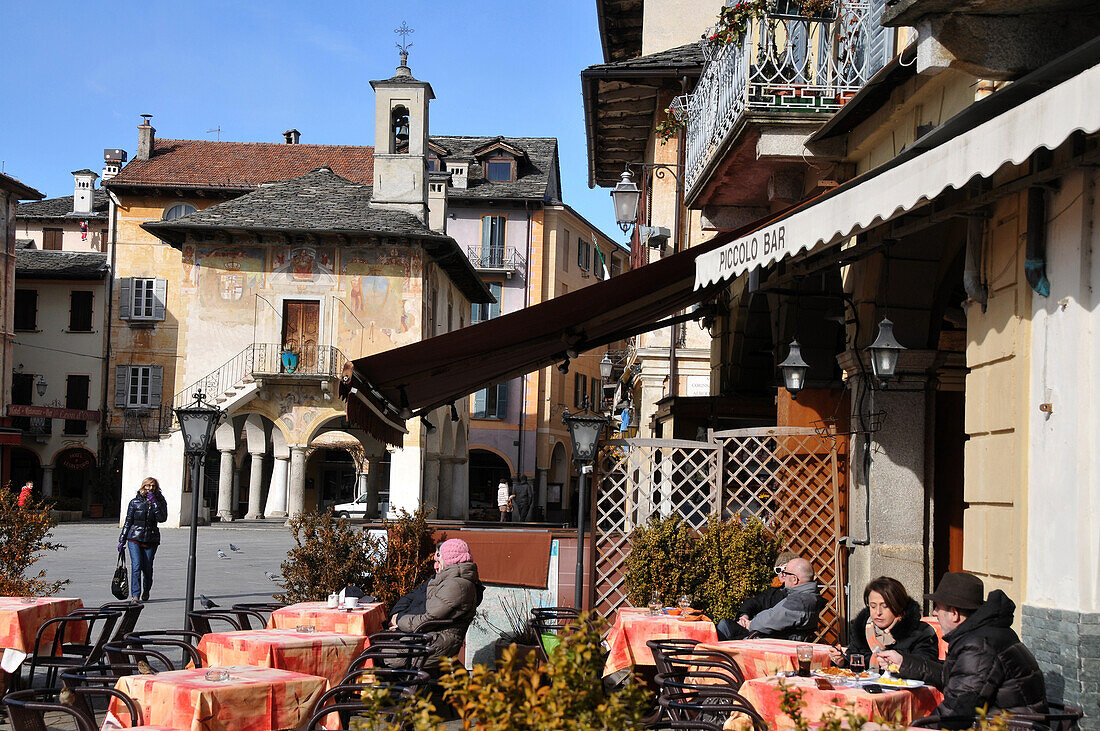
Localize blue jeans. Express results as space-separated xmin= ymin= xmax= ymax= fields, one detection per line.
xmin=127 ymin=541 xmax=158 ymax=599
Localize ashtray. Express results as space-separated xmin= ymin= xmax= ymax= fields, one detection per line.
xmin=19 ymin=597 xmax=38 ymax=604
xmin=204 ymin=669 xmax=230 ymax=682
xmin=295 ymin=625 xmax=316 ymax=633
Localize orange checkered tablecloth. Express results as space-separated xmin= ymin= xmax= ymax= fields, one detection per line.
xmin=0 ymin=597 xmax=84 ymax=653
xmin=730 ymin=676 xmax=943 ymax=730
xmin=268 ymin=602 xmax=387 ymax=637
xmin=697 ymin=638 xmax=833 ymax=680
xmin=603 ymin=607 xmax=719 ymax=677
xmin=196 ymin=629 xmax=367 ymax=686
xmin=109 ymin=665 xmax=329 ymax=731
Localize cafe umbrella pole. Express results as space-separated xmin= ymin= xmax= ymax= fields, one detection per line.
xmin=174 ymin=391 xmax=222 ymax=631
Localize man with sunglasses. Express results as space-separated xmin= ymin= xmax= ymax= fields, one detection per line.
xmin=717 ymin=556 xmax=824 ymax=641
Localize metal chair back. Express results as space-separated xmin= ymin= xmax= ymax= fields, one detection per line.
xmin=187 ymin=609 xmax=243 ymax=635
xmin=23 ymin=608 xmax=121 ymax=687
xmin=2 ymin=686 xmax=143 ymax=731
xmin=346 ymin=642 xmax=433 ymax=673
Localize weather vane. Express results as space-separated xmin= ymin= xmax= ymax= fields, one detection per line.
xmin=395 ymin=22 xmax=414 ymax=66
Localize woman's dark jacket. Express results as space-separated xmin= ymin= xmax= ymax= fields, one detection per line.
xmin=119 ymin=491 xmax=168 ymax=545
xmin=901 ymin=590 xmax=1047 ymax=719
xmin=395 ymin=561 xmax=484 ymax=664
xmin=845 ymin=599 xmax=939 ymax=666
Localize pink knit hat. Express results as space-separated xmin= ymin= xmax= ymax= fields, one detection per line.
xmin=438 ymin=538 xmax=472 ymax=567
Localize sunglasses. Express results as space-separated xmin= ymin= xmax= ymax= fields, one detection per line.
xmin=773 ymin=566 xmax=796 ymax=578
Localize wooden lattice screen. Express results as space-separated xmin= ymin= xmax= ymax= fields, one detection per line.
xmin=593 ymin=428 xmax=846 ymax=643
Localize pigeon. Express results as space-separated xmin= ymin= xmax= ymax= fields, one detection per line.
xmin=265 ymin=572 xmax=282 ymax=582
xmin=229 ymin=543 xmax=242 ymax=552
xmin=59 ymin=687 xmax=76 ymax=706
xmin=200 ymin=595 xmax=218 ymax=609
xmin=217 ymin=549 xmax=229 ymax=559
xmin=137 ymin=660 xmax=157 ymax=675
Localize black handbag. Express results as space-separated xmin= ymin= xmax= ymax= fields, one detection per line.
xmin=111 ymin=549 xmax=129 ymax=600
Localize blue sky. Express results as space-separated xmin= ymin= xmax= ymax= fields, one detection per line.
xmin=0 ymin=0 xmax=622 ymax=241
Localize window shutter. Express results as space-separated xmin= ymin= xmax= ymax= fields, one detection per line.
xmin=152 ymin=278 xmax=168 ymax=321
xmin=148 ymin=366 xmax=164 ymax=407
xmin=489 ymin=283 xmax=501 ymax=319
xmin=118 ymin=278 xmax=131 ymax=320
xmin=481 ymin=216 xmax=492 ymax=260
xmin=866 ymin=0 xmax=895 ymax=76
xmin=473 ymin=388 xmax=487 ymax=417
xmin=115 ymin=366 xmax=129 ymax=407
xmin=496 ymin=382 xmax=509 ymax=419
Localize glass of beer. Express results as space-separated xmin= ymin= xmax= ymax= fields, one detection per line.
xmin=796 ymin=644 xmax=814 ymax=677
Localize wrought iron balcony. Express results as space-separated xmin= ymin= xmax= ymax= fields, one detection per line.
xmin=250 ymin=343 xmax=349 ymax=379
xmin=682 ymin=1 xmax=881 ymax=195
xmin=465 ymin=246 xmax=526 ymax=275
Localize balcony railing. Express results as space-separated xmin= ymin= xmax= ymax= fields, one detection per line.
xmin=465 ymin=246 xmax=526 ymax=273
xmin=683 ymin=1 xmax=879 ymax=194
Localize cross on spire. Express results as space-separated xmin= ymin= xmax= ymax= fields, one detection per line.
xmin=394 ymin=22 xmax=414 ymax=67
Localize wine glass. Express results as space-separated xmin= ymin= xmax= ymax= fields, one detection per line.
xmin=648 ymin=590 xmax=662 ymax=616
xmin=677 ymin=594 xmax=692 ymax=612
xmin=849 ymin=654 xmax=866 ymax=676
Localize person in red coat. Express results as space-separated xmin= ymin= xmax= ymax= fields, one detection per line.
xmin=17 ymin=481 xmax=33 ymax=507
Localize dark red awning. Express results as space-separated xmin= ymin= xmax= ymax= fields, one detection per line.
xmin=338 ymin=224 xmax=750 ymax=445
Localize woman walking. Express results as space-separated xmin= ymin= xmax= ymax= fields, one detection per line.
xmin=118 ymin=477 xmax=168 ymax=602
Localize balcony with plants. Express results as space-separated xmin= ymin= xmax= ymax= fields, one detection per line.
xmin=677 ymin=0 xmax=883 ymax=198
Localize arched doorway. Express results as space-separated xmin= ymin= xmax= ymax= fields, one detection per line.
xmin=54 ymin=448 xmax=96 ymax=514
xmin=468 ymin=449 xmax=510 ymax=521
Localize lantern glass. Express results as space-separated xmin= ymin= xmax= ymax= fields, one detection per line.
xmin=778 ymin=339 xmax=811 ymax=397
xmin=175 ymin=397 xmax=221 ymax=455
xmin=563 ymin=411 xmax=607 ymax=464
xmin=611 ymin=170 xmax=641 ymax=228
xmin=599 ymin=354 xmax=613 ymax=380
xmin=866 ymin=317 xmax=906 ymax=381
xmin=35 ymin=378 xmax=47 ymax=397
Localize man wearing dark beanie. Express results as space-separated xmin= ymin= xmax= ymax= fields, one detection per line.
xmin=882 ymin=571 xmax=1047 ymax=726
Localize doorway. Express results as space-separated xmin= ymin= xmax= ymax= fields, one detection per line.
xmin=468 ymin=450 xmax=510 ymax=521
xmin=282 ymin=300 xmax=319 ymax=370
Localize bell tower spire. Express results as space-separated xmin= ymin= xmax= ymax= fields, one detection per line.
xmin=370 ymin=22 xmax=434 ymax=223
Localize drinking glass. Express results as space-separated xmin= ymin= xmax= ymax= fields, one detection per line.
xmin=678 ymin=595 xmax=692 ymax=612
xmin=796 ymin=644 xmax=814 ymax=677
xmin=648 ymin=591 xmax=662 ymax=616
xmin=849 ymin=654 xmax=866 ymax=676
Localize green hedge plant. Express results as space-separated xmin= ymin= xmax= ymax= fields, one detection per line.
xmin=624 ymin=513 xmax=782 ymax=618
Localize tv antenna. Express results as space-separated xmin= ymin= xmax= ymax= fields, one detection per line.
xmin=205 ymin=126 xmax=222 ymax=141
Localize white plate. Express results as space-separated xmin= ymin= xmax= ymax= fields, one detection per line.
xmin=870 ymin=677 xmax=925 ymax=689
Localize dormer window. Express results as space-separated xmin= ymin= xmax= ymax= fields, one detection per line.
xmin=487 ymin=159 xmax=513 ymax=182
xmin=163 ymin=203 xmax=196 ymax=220
xmin=427 ymin=156 xmax=440 ymax=172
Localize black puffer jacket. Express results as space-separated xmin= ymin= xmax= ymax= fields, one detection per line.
xmin=845 ymin=599 xmax=939 ymax=667
xmin=119 ymin=491 xmax=168 ymax=545
xmin=902 ymin=591 xmax=1047 ymax=719
xmin=395 ymin=561 xmax=485 ymax=664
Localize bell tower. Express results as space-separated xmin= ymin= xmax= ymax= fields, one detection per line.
xmin=370 ymin=23 xmax=434 ymax=223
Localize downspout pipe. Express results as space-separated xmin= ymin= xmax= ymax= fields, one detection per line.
xmin=1025 ymin=186 xmax=1050 ymax=297
xmin=963 ymin=214 xmax=988 ymax=310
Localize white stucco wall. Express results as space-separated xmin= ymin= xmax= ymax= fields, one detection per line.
xmin=121 ymin=431 xmax=188 ymax=527
xmin=1026 ymin=169 xmax=1100 ymax=614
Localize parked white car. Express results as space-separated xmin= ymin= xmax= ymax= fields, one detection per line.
xmin=333 ymin=494 xmax=371 ymax=519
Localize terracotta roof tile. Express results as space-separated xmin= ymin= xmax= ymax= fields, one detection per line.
xmin=106 ymin=139 xmax=374 ymax=190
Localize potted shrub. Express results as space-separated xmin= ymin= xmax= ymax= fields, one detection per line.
xmin=476 ymin=593 xmax=542 ymax=664
xmin=706 ymin=0 xmax=767 ymax=47
xmin=770 ymin=0 xmax=838 ymax=22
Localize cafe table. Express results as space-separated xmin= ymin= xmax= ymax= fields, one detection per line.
xmin=108 ymin=665 xmax=329 ymax=731
xmin=268 ymin=601 xmax=387 ymax=638
xmin=0 ymin=596 xmax=85 ymax=673
xmin=727 ymin=675 xmax=944 ymax=730
xmin=696 ymin=638 xmax=833 ymax=680
xmin=196 ymin=629 xmax=367 ymax=686
xmin=603 ymin=607 xmax=719 ymax=677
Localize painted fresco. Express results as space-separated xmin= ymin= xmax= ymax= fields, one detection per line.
xmin=337 ymin=246 xmax=422 ymax=353
xmin=271 ymin=247 xmax=336 ymax=289
xmin=187 ymin=245 xmax=267 ymax=317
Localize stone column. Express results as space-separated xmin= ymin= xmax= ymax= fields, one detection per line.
xmin=263 ymin=455 xmax=289 ymax=518
xmin=216 ymin=449 xmax=235 ymax=522
xmin=287 ymin=447 xmax=307 ymax=518
xmin=356 ymin=472 xmax=368 ymax=498
xmin=438 ymin=457 xmax=456 ymax=520
xmin=422 ymin=455 xmax=440 ymax=518
xmin=41 ymin=465 xmax=54 ymax=498
xmin=365 ymin=458 xmax=383 ymax=518
xmin=448 ymin=458 xmax=469 ymax=521
xmin=245 ymin=452 xmax=265 ymax=519
xmin=838 ymin=350 xmax=937 ymax=598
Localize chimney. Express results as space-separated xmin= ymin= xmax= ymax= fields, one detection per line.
xmin=427 ymin=171 xmax=450 ymax=233
xmin=136 ymin=115 xmax=155 ymax=160
xmin=102 ymin=148 xmax=127 ymax=181
xmin=283 ymin=129 xmax=301 ymax=144
xmin=71 ymin=169 xmax=98 ymax=215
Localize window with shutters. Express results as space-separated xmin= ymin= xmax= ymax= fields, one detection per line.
xmin=117 ymin=365 xmax=163 ymax=409
xmin=64 ymin=375 xmax=90 ymax=435
xmin=69 ymin=291 xmax=94 ymax=332
xmin=14 ymin=289 xmax=37 ymax=331
xmin=11 ymin=373 xmax=33 ymax=430
xmin=561 ymin=229 xmax=569 ymax=272
xmin=43 ymin=228 xmax=63 ymax=250
xmin=574 ymin=373 xmax=588 ymax=408
xmin=471 ymin=383 xmax=508 ymax=419
xmin=480 ymin=215 xmax=506 ymax=267
xmin=577 ymin=238 xmax=591 ymax=271
xmin=471 ymin=282 xmax=502 ymax=324
xmin=119 ymin=277 xmax=167 ymax=322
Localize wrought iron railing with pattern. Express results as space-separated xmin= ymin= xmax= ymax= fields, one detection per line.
xmin=682 ymin=1 xmax=879 ymax=195
xmin=465 ymin=246 xmax=526 ymax=272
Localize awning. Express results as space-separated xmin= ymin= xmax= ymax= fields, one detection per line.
xmin=339 ymin=228 xmax=750 ymax=445
xmin=695 ymin=42 xmax=1100 ymax=290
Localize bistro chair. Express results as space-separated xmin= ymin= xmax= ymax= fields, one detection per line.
xmin=3 ymin=686 xmax=143 ymax=731
xmin=911 ymin=716 xmax=1052 ymax=730
xmin=103 ymin=643 xmax=181 ymax=673
xmin=659 ymin=689 xmax=767 ymax=731
xmin=68 ymin=601 xmax=144 ymax=654
xmin=367 ymin=630 xmax=431 ymax=645
xmin=187 ymin=609 xmax=245 ymax=635
xmin=231 ymin=602 xmax=285 ymax=628
xmin=345 ymin=642 xmax=433 ymax=674
xmin=124 ymin=630 xmax=203 ymax=669
xmin=1014 ymin=701 xmax=1085 ymax=731
xmin=60 ymin=665 xmax=145 ymax=688
xmin=530 ymin=607 xmax=580 ymax=661
xmin=646 ymin=639 xmax=702 ymax=674
xmin=302 ymin=702 xmax=402 ymax=731
xmin=340 ymin=666 xmax=431 ymax=691
xmin=658 ymin=647 xmax=745 ymax=690
xmin=22 ymin=608 xmax=121 ymax=688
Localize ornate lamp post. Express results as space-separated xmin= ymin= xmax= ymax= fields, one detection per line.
xmin=35 ymin=376 xmax=47 ymax=397
xmin=175 ymin=391 xmax=222 ymax=629
xmin=562 ymin=405 xmax=608 ymax=610
xmin=778 ymin=339 xmax=811 ymax=398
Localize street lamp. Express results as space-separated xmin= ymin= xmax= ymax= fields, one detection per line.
xmin=778 ymin=339 xmax=810 ymax=398
xmin=610 ymin=169 xmax=641 ymax=233
xmin=866 ymin=317 xmax=906 ymax=383
xmin=562 ymin=405 xmax=607 ymax=610
xmin=35 ymin=377 xmax=47 ymax=397
xmin=174 ymin=390 xmax=222 ymax=629
xmin=599 ymin=354 xmax=613 ymax=381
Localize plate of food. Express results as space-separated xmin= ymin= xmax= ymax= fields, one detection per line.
xmin=875 ymin=675 xmax=924 ymax=689
xmin=813 ymin=667 xmax=878 ymax=682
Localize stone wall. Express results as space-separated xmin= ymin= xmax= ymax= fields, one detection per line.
xmin=1021 ymin=605 xmax=1100 ymax=729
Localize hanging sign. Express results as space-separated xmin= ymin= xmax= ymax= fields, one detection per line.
xmin=58 ymin=449 xmax=96 ymax=470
